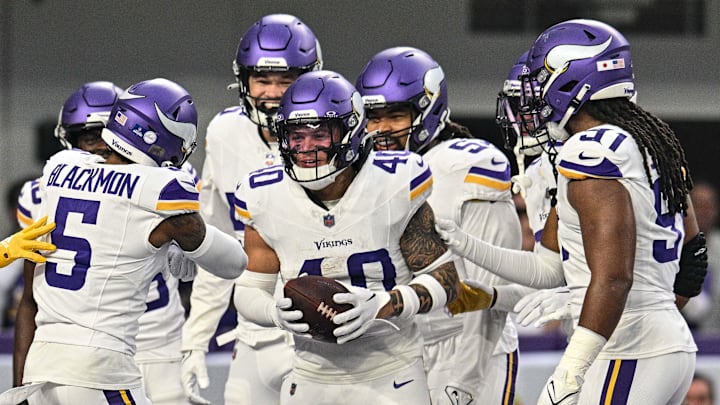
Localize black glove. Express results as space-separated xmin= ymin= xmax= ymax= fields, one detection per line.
xmin=674 ymin=232 xmax=708 ymax=297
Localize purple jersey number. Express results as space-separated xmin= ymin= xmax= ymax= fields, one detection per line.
xmin=45 ymin=197 xmax=99 ymax=291
xmin=298 ymin=248 xmax=398 ymax=291
xmin=652 ymin=179 xmax=682 ymax=263
xmin=146 ymin=272 xmax=170 ymax=312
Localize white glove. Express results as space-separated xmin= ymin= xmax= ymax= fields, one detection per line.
xmin=514 ymin=286 xmax=571 ymax=327
xmin=434 ymin=218 xmax=471 ymax=256
xmin=332 ymin=286 xmax=390 ymax=345
xmin=537 ymin=326 xmax=607 ymax=405
xmin=271 ymin=297 xmax=311 ymax=336
xmin=537 ymin=368 xmax=582 ymax=405
xmin=181 ymin=350 xmax=211 ymax=405
xmin=511 ymin=173 xmax=533 ymax=197
xmin=167 ymin=242 xmax=197 ymax=281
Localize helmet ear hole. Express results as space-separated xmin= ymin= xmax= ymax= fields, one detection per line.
xmin=583 ymin=29 xmax=597 ymax=41
xmin=559 ymin=80 xmax=578 ymax=92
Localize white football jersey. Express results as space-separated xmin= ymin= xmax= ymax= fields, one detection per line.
xmin=16 ymin=155 xmax=197 ymax=361
xmin=17 ymin=178 xmax=42 ymax=229
xmin=420 ymin=138 xmax=520 ymax=352
xmin=556 ymin=124 xmax=696 ymax=358
xmin=200 ymin=106 xmax=281 ymax=238
xmin=24 ymin=149 xmax=200 ymax=388
xmin=182 ymin=107 xmax=285 ymax=352
xmin=234 ymin=150 xmax=433 ymax=383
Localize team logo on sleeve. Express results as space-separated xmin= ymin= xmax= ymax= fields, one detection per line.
xmin=323 ymin=214 xmax=335 ymax=228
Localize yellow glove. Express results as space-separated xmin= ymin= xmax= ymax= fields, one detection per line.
xmin=447 ymin=280 xmax=495 ymax=315
xmin=0 ymin=216 xmax=57 ymax=268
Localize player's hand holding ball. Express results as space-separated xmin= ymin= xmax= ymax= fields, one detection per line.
xmin=333 ymin=286 xmax=390 ymax=344
xmin=272 ymin=297 xmax=310 ymax=336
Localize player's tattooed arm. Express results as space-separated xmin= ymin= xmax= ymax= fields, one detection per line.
xmin=386 ymin=202 xmax=460 ymax=316
xmin=149 ymin=212 xmax=206 ymax=250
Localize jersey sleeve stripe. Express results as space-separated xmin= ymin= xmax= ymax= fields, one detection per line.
xmin=158 ymin=179 xmax=200 ymax=203
xmin=410 ymin=168 xmax=433 ymax=201
xmin=464 ymin=175 xmax=512 ymax=191
xmin=16 ymin=205 xmax=34 ymax=227
xmin=464 ymin=166 xmax=512 ymax=190
xmin=155 ymin=201 xmax=200 ymax=211
xmin=557 ymin=158 xmax=622 ymax=180
xmin=234 ymin=199 xmax=251 ymax=220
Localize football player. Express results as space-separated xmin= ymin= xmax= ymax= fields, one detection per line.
xmin=231 ymin=70 xmax=459 ymax=405
xmin=436 ymin=19 xmax=703 ymax=404
xmin=496 ymin=52 xmax=575 ymax=333
xmin=180 ymin=14 xmax=322 ymax=405
xmin=3 ymin=78 xmax=246 ymax=404
xmin=356 ymin=46 xmax=534 ymax=405
xmin=12 ymin=81 xmax=200 ymax=404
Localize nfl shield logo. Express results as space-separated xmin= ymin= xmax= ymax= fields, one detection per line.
xmin=323 ymin=214 xmax=335 ymax=228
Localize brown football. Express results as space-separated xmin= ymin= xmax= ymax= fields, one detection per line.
xmin=283 ymin=275 xmax=354 ymax=343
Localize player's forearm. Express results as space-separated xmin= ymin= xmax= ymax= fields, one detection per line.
xmin=578 ymin=275 xmax=631 ymax=339
xmin=13 ymin=263 xmax=37 ymax=386
xmin=13 ymin=297 xmax=36 ymax=385
xmin=493 ymin=284 xmax=538 ymax=312
xmin=463 ymin=239 xmax=565 ymax=289
xmin=380 ymin=262 xmax=459 ymax=319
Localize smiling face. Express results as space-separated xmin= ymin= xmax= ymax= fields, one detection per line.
xmin=365 ymin=104 xmax=415 ymax=151
xmin=286 ymin=120 xmax=341 ymax=168
xmin=247 ymin=70 xmax=300 ymax=111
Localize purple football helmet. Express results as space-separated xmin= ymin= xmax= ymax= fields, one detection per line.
xmin=102 ymin=78 xmax=198 ymax=167
xmin=232 ymin=14 xmax=323 ymax=132
xmin=520 ymin=19 xmax=635 ymax=141
xmin=55 ymin=81 xmax=123 ymax=149
xmin=276 ymin=70 xmax=368 ymax=190
xmin=355 ymin=46 xmax=449 ymax=154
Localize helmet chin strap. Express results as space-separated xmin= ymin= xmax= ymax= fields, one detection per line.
xmin=511 ymin=143 xmax=532 ymax=198
xmin=547 ymin=83 xmax=591 ymax=141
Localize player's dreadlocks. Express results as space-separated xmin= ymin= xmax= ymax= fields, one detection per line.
xmin=582 ymin=98 xmax=692 ymax=216
xmin=436 ymin=120 xmax=473 ymax=142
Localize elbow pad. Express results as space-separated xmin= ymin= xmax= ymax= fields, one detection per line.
xmin=674 ymin=232 xmax=708 ymax=297
xmin=184 ymin=224 xmax=247 ymax=279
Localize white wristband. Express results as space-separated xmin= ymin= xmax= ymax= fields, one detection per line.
xmin=393 ymin=285 xmax=420 ymax=320
xmin=558 ymin=326 xmax=607 ymax=378
xmin=409 ymin=274 xmax=447 ymax=312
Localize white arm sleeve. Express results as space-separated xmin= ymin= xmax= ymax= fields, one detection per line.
xmin=463 ymin=238 xmax=565 ymax=289
xmin=493 ymin=284 xmax=539 ymax=312
xmin=184 ymin=224 xmax=247 ymax=280
xmin=233 ymin=270 xmax=279 ymax=327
